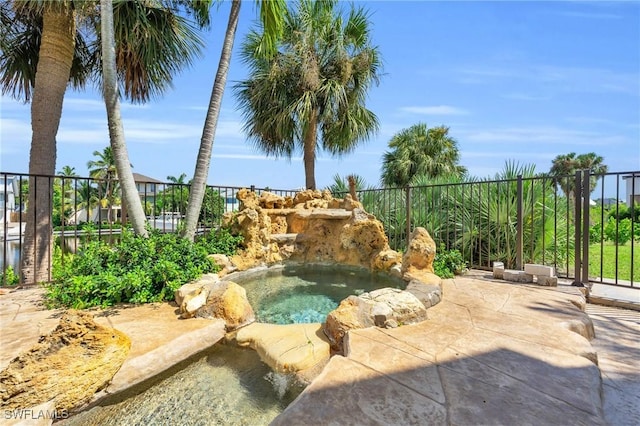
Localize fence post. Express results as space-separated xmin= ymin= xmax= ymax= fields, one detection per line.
xmin=573 ymin=170 xmax=583 ymax=286
xmin=516 ymin=175 xmax=523 ymax=270
xmin=405 ymin=186 xmax=412 ymax=244
xmin=581 ymin=169 xmax=591 ymax=286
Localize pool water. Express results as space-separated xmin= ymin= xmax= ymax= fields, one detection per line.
xmin=234 ymin=264 xmax=406 ymax=324
xmin=62 ymin=344 xmax=304 ymax=426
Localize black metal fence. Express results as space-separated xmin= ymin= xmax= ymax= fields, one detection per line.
xmin=0 ymin=171 xmax=296 ymax=285
xmin=345 ymin=170 xmax=639 ymax=289
xmin=1 ymin=170 xmax=638 ymax=289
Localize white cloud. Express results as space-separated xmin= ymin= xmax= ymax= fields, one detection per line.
xmin=458 ymin=126 xmax=628 ymax=146
xmin=0 ymin=118 xmax=31 ymax=154
xmin=64 ymin=97 xmax=148 ymax=111
xmin=400 ymin=105 xmax=469 ymax=115
xmin=458 ymin=65 xmax=639 ymax=96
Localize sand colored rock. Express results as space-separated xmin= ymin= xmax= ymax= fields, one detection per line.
xmin=401 ymin=227 xmax=436 ymax=275
xmin=324 ymin=289 xmax=428 ymax=352
xmin=224 ymin=189 xmax=400 ymax=273
xmin=235 ymin=322 xmax=330 ymax=373
xmin=0 ymin=310 xmax=130 ymax=412
xmin=195 ymin=281 xmax=255 ymax=330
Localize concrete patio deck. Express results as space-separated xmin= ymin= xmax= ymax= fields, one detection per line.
xmin=0 ymin=272 xmax=638 ymax=425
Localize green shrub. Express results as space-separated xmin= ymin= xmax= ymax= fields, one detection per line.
xmin=196 ymin=227 xmax=244 ymax=256
xmin=589 ymin=223 xmax=602 ymax=243
xmin=603 ymin=217 xmax=632 ymax=246
xmin=433 ymin=245 xmax=467 ymax=279
xmin=46 ymin=227 xmax=242 ymax=309
xmin=0 ymin=266 xmax=19 ymax=286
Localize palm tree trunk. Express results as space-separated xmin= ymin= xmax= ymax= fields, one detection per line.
xmin=21 ymin=5 xmax=75 ymax=285
xmin=182 ymin=0 xmax=241 ymax=242
xmin=303 ymin=115 xmax=318 ymax=190
xmin=100 ymin=0 xmax=148 ymax=237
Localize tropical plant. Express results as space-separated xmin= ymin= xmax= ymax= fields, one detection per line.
xmin=381 ymin=123 xmax=467 ymax=188
xmin=604 ymin=217 xmax=632 ymax=246
xmin=234 ymin=0 xmax=382 ymax=191
xmin=549 ymin=152 xmax=608 ymax=200
xmin=167 ymin=173 xmax=189 ymax=184
xmin=182 ymin=0 xmax=286 ymax=242
xmin=326 ymin=173 xmax=370 ymax=196
xmin=0 ymin=0 xmax=210 ymax=284
xmin=47 ymin=226 xmax=243 ymax=308
xmin=100 ymin=0 xmax=148 ymax=237
xmin=56 ymin=165 xmax=78 ymax=225
xmin=75 ymin=180 xmax=100 ymax=223
xmin=87 ymin=146 xmax=119 ymax=223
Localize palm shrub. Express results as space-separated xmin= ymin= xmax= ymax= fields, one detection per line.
xmin=436 ymin=162 xmax=573 ymax=271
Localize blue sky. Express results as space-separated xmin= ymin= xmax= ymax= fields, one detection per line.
xmin=1 ymin=0 xmax=639 ymax=191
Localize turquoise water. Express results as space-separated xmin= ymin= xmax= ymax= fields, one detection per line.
xmin=63 ymin=344 xmax=304 ymax=426
xmin=233 ymin=264 xmax=406 ymax=324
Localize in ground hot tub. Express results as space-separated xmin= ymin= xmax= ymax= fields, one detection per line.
xmin=228 ymin=263 xmax=407 ymax=324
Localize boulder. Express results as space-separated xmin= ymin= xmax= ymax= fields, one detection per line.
xmin=401 ymin=227 xmax=436 ymax=275
xmin=403 ymin=270 xmax=442 ymax=286
xmin=180 ymin=286 xmax=209 ymax=319
xmin=371 ymin=249 xmax=403 ymax=272
xmin=405 ymin=280 xmax=442 ymax=309
xmin=236 ymin=188 xmax=260 ymax=210
xmin=259 ymin=192 xmax=286 ymax=209
xmin=175 ymin=273 xmax=219 ymax=307
xmin=209 ymin=253 xmax=234 ymax=275
xmin=0 ymin=311 xmax=130 ymax=412
xmin=235 ymin=323 xmax=330 ymax=373
xmin=323 ymin=288 xmax=427 ymax=352
xmin=195 ymin=281 xmax=255 ymax=330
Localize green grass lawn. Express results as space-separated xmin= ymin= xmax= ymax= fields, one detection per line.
xmin=589 ymin=241 xmax=639 ymax=282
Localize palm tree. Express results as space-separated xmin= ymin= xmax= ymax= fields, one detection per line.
xmin=100 ymin=0 xmax=147 ymax=237
xmin=234 ymin=0 xmax=381 ymax=192
xmin=381 ymin=123 xmax=467 ymax=188
xmin=55 ymin=165 xmax=78 ymax=225
xmin=0 ymin=0 xmax=209 ymax=283
xmin=87 ymin=147 xmax=119 ymax=223
xmin=549 ymin=152 xmax=608 ymax=199
xmin=167 ymin=173 xmax=189 ymax=184
xmin=75 ymin=180 xmax=100 ymax=224
xmin=182 ymin=0 xmax=287 ymax=242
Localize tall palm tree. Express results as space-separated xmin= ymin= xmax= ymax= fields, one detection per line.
xmin=75 ymin=180 xmax=100 ymax=223
xmin=182 ymin=0 xmax=286 ymax=242
xmin=0 ymin=0 xmax=209 ymax=283
xmin=100 ymin=0 xmax=147 ymax=237
xmin=549 ymin=152 xmax=608 ymax=199
xmin=381 ymin=123 xmax=467 ymax=188
xmin=87 ymin=146 xmax=118 ymax=223
xmin=234 ymin=0 xmax=382 ymax=191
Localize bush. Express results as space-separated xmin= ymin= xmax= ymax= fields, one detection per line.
xmin=0 ymin=266 xmax=19 ymax=286
xmin=433 ymin=245 xmax=467 ymax=279
xmin=196 ymin=227 xmax=244 ymax=256
xmin=589 ymin=223 xmax=602 ymax=243
xmin=46 ymin=228 xmax=243 ymax=309
xmin=603 ymin=217 xmax=632 ymax=246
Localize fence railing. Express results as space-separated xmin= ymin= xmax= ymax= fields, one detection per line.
xmin=345 ymin=170 xmax=638 ymax=289
xmin=0 ymin=171 xmax=296 ymax=285
xmin=1 ymin=170 xmax=638 ymax=289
